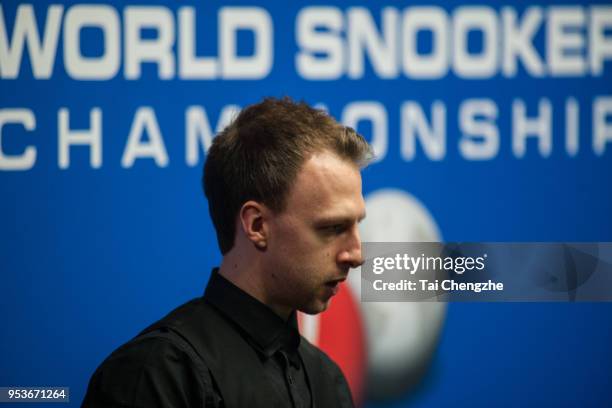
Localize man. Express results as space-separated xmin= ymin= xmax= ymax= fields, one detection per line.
xmin=83 ymin=97 xmax=371 ymax=407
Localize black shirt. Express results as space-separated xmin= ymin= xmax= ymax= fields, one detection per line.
xmin=82 ymin=270 xmax=354 ymax=408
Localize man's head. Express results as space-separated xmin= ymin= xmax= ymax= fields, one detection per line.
xmin=203 ymin=97 xmax=371 ymax=315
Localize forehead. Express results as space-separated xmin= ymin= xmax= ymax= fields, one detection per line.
xmin=283 ymin=151 xmax=365 ymax=221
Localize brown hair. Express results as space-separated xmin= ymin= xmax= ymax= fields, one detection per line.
xmin=203 ymin=97 xmax=372 ymax=254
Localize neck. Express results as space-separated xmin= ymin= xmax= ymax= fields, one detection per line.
xmin=218 ymin=253 xmax=292 ymax=321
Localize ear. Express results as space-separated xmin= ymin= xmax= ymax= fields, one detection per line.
xmin=239 ymin=200 xmax=269 ymax=250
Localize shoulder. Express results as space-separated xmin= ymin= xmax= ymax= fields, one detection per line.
xmin=93 ymin=329 xmax=204 ymax=377
xmin=83 ymin=317 xmax=211 ymax=407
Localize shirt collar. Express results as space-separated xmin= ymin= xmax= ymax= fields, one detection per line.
xmin=203 ymin=268 xmax=302 ymax=367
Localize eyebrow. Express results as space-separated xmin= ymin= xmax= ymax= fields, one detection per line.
xmin=314 ymin=213 xmax=366 ymax=226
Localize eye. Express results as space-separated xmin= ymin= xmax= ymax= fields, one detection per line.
xmin=321 ymin=224 xmax=347 ymax=235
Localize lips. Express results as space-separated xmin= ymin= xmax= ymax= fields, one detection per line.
xmin=326 ymin=277 xmax=346 ymax=286
xmin=325 ymin=278 xmax=346 ymax=296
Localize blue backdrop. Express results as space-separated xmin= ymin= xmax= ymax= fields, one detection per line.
xmin=1 ymin=1 xmax=612 ymax=406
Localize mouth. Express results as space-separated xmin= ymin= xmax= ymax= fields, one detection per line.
xmin=326 ymin=276 xmax=346 ymax=285
xmin=324 ymin=277 xmax=346 ymax=295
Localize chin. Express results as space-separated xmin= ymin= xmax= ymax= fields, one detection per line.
xmin=299 ymin=300 xmax=330 ymax=315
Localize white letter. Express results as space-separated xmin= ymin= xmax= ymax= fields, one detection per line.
xmin=453 ymin=6 xmax=498 ymax=78
xmin=458 ymin=99 xmax=499 ymax=160
xmin=0 ymin=109 xmax=36 ymax=170
xmin=501 ymin=7 xmax=544 ymax=77
xmin=402 ymin=7 xmax=449 ymax=79
xmin=178 ymin=7 xmax=217 ymax=79
xmin=590 ymin=6 xmax=612 ymax=76
xmin=512 ymin=99 xmax=552 ymax=158
xmin=125 ymin=6 xmax=174 ymax=79
xmin=347 ymin=7 xmax=399 ymax=79
xmin=547 ymin=7 xmax=586 ymax=76
xmin=58 ymin=108 xmax=102 ymax=169
xmin=401 ymin=101 xmax=446 ymax=160
xmin=122 ymin=107 xmax=168 ymax=168
xmin=342 ymin=101 xmax=387 ymax=163
xmin=220 ymin=7 xmax=272 ymax=79
xmin=565 ymin=97 xmax=579 ymax=156
xmin=296 ymin=7 xmax=344 ymax=80
xmin=63 ymin=5 xmax=120 ymax=80
xmin=373 ymin=257 xmax=384 ymax=274
xmin=186 ymin=104 xmax=240 ymax=166
xmin=593 ymin=97 xmax=612 ymax=155
xmin=0 ymin=4 xmax=62 ymax=78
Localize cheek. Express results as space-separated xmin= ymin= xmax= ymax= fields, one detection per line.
xmin=270 ymin=221 xmax=336 ymax=267
xmin=279 ymin=233 xmax=319 ymax=259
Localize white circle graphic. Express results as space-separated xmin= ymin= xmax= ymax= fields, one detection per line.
xmin=348 ymin=188 xmax=447 ymax=400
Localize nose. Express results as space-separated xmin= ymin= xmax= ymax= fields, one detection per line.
xmin=337 ymin=225 xmax=364 ymax=269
